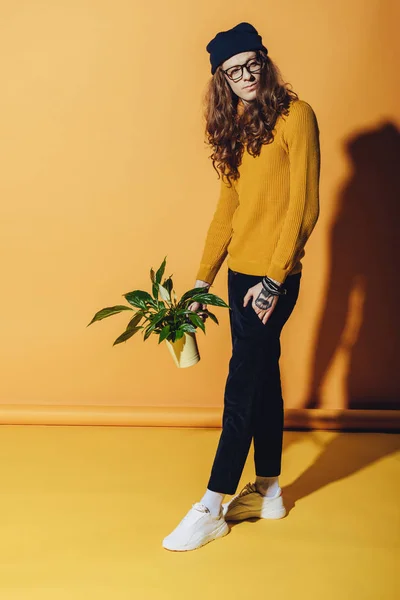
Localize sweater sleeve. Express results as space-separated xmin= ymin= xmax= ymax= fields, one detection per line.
xmin=195 ymin=176 xmax=239 ymax=285
xmin=265 ymin=100 xmax=321 ymax=284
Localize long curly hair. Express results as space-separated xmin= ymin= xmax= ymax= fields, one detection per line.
xmin=203 ymin=49 xmax=299 ymax=187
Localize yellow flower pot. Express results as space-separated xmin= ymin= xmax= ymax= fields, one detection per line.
xmin=165 ymin=331 xmax=200 ymax=368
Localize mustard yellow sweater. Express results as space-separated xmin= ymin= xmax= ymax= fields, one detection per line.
xmin=195 ymin=98 xmax=321 ymax=286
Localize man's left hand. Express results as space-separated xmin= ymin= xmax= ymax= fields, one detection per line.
xmin=243 ymin=282 xmax=279 ymax=325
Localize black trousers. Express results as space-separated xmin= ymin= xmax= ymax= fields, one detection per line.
xmin=207 ymin=267 xmax=302 ymax=495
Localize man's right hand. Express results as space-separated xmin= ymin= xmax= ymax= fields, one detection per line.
xmin=188 ymin=279 xmax=210 ymax=322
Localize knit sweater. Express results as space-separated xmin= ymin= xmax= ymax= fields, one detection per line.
xmin=195 ymin=98 xmax=320 ymax=286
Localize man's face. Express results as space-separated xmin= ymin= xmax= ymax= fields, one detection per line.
xmin=221 ymin=51 xmax=261 ymax=103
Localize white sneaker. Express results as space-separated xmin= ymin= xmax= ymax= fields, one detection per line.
xmin=162 ymin=502 xmax=230 ymax=551
xmin=221 ymin=482 xmax=286 ymax=521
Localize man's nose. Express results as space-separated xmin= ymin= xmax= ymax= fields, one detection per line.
xmin=242 ymin=66 xmax=254 ymax=80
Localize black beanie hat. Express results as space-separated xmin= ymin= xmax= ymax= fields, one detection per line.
xmin=206 ymin=22 xmax=268 ymax=75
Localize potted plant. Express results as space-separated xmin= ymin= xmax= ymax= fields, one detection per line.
xmin=87 ymin=256 xmax=230 ymax=368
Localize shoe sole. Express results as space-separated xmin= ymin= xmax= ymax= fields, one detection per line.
xmin=225 ymin=506 xmax=287 ymax=521
xmin=223 ymin=493 xmax=287 ymax=521
xmin=162 ymin=519 xmax=230 ymax=551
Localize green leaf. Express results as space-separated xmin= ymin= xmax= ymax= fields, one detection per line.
xmin=174 ymin=308 xmax=195 ymax=318
xmin=112 ymin=326 xmax=141 ymax=345
xmin=188 ymin=312 xmax=206 ymax=333
xmin=181 ymin=322 xmax=197 ymax=333
xmin=158 ymin=325 xmax=171 ymax=344
xmin=123 ymin=290 xmax=154 ymax=309
xmin=148 ymin=298 xmax=159 ymax=309
xmin=203 ymin=310 xmax=219 ymax=325
xmin=143 ymin=327 xmax=153 ymax=341
xmin=87 ymin=305 xmax=133 ymax=326
xmin=155 ymin=256 xmax=167 ymax=285
xmin=190 ymin=293 xmax=230 ymax=308
xmin=175 ymin=329 xmax=185 ymax=340
xmin=151 ymin=299 xmax=166 ymax=314
xmin=163 ymin=276 xmax=173 ymax=297
xmin=143 ymin=317 xmax=160 ymax=341
xmin=126 ymin=312 xmax=144 ymax=329
xmin=151 ymin=308 xmax=168 ymax=326
xmin=178 ymin=286 xmax=206 ymax=305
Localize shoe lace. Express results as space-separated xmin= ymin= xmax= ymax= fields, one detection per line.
xmin=229 ymin=482 xmax=258 ymax=507
xmin=181 ymin=502 xmax=210 ymax=523
xmin=192 ymin=502 xmax=210 ymax=513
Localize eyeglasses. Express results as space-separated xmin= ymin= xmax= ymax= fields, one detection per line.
xmin=222 ymin=55 xmax=265 ymax=82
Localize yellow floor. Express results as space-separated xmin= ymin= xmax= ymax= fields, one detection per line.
xmin=0 ymin=425 xmax=399 ymax=599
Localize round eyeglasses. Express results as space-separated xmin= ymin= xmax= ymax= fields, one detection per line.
xmin=222 ymin=56 xmax=265 ymax=83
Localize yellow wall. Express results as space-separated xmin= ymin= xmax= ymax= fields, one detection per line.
xmin=0 ymin=1 xmax=399 ymax=411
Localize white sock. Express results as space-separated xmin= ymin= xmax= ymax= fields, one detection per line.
xmin=255 ymin=476 xmax=280 ymax=498
xmin=199 ymin=488 xmax=225 ymax=517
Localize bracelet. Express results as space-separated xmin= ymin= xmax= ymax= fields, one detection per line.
xmin=261 ymin=276 xmax=287 ymax=296
xmin=262 ymin=275 xmax=282 ymax=291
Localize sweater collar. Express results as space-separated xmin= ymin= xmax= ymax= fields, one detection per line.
xmin=237 ymin=98 xmax=245 ymax=116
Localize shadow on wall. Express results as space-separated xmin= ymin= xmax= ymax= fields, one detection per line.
xmin=306 ymin=122 xmax=400 ymax=410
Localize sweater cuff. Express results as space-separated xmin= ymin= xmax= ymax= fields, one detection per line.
xmin=265 ymin=262 xmax=290 ymax=285
xmin=195 ymin=263 xmax=219 ymax=286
